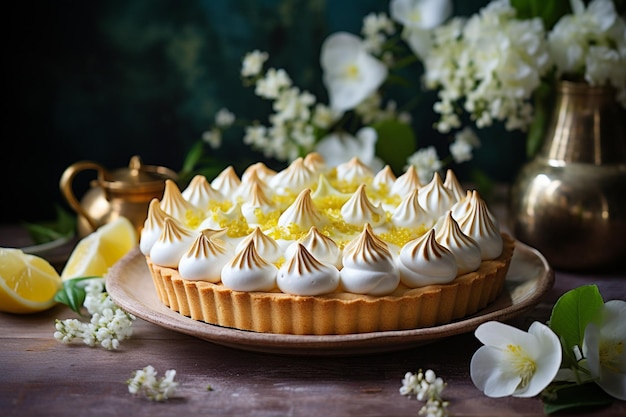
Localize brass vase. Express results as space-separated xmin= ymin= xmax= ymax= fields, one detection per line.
xmin=509 ymin=81 xmax=626 ymax=271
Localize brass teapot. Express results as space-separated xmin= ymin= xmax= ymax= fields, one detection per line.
xmin=60 ymin=156 xmax=177 ymax=240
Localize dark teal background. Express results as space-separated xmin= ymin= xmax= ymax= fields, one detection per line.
xmin=5 ymin=0 xmax=528 ymax=223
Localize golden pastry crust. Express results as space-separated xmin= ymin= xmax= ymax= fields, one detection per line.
xmin=146 ymin=234 xmax=515 ymax=335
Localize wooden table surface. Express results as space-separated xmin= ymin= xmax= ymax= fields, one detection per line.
xmin=1 ymin=228 xmax=625 ymax=416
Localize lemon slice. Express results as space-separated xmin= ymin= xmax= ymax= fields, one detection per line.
xmin=61 ymin=216 xmax=137 ymax=280
xmin=97 ymin=216 xmax=137 ymax=266
xmin=0 ymin=248 xmax=62 ymax=314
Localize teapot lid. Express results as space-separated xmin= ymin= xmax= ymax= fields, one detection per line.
xmin=102 ymin=156 xmax=178 ymax=192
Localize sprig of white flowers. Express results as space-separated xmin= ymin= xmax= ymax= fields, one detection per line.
xmin=53 ymin=278 xmax=135 ymax=350
xmin=400 ymin=369 xmax=449 ymax=417
xmin=127 ymin=365 xmax=179 ymax=401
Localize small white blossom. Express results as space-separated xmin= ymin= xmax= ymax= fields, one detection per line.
xmin=321 ymin=32 xmax=388 ymax=112
xmin=470 ymin=321 xmax=562 ymax=398
xmin=361 ymin=12 xmax=395 ymax=54
xmin=405 ymin=146 xmax=442 ymax=182
xmin=582 ymin=299 xmax=626 ymax=400
xmin=241 ymin=50 xmax=268 ymax=77
xmin=202 ymin=128 xmax=222 ymax=149
xmin=255 ymin=68 xmax=292 ymax=99
xmin=127 ymin=365 xmax=179 ymax=401
xmin=400 ymin=369 xmax=449 ymax=417
xmin=311 ymin=103 xmax=339 ymax=129
xmin=450 ymin=127 xmax=480 ymax=163
xmin=215 ymin=108 xmax=235 ymax=127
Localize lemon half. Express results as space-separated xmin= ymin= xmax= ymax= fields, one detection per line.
xmin=0 ymin=248 xmax=62 ymax=314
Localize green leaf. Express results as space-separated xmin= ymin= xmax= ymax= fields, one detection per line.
xmin=543 ymin=382 xmax=613 ymax=414
xmin=372 ymin=120 xmax=417 ymax=174
xmin=510 ymin=0 xmax=571 ymax=30
xmin=549 ymin=285 xmax=604 ymax=366
xmin=180 ymin=140 xmax=204 ymax=174
xmin=54 ymin=276 xmax=101 ymax=316
xmin=22 ymin=205 xmax=76 ymax=244
xmin=526 ymin=81 xmax=555 ymax=158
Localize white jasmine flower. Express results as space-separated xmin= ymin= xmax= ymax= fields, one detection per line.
xmin=127 ymin=365 xmax=179 ymax=402
xmin=321 ymin=32 xmax=388 ymax=112
xmin=315 ymin=126 xmax=383 ymax=171
xmin=405 ymin=146 xmax=442 ymax=182
xmin=390 ymin=0 xmax=452 ymax=58
xmin=215 ymin=108 xmax=235 ymax=127
xmin=255 ymin=68 xmax=292 ymax=99
xmin=582 ymin=299 xmax=626 ymax=400
xmin=470 ymin=321 xmax=562 ymax=398
xmin=241 ymin=50 xmax=268 ymax=77
xmin=450 ymin=127 xmax=480 ymax=163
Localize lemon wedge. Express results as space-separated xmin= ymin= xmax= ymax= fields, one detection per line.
xmin=61 ymin=216 xmax=137 ymax=280
xmin=0 ymin=248 xmax=63 ymax=314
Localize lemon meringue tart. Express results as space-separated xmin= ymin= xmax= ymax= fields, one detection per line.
xmin=141 ymin=153 xmax=514 ymax=335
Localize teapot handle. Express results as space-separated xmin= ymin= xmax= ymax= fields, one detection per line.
xmin=59 ymin=161 xmax=106 ymax=233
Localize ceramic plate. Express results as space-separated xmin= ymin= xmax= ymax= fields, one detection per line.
xmin=107 ymin=242 xmax=554 ymax=356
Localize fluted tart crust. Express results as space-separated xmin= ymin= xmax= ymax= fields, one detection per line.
xmin=146 ymin=233 xmax=515 ymax=335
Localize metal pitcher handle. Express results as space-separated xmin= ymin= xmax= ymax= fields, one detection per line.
xmin=59 ymin=160 xmax=106 ymax=233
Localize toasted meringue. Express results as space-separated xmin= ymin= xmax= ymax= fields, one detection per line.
xmin=372 ymin=165 xmax=397 ymax=193
xmin=303 ymin=152 xmax=328 ymax=174
xmin=336 ymin=157 xmax=374 ymax=183
xmin=181 ymin=175 xmax=224 ymax=210
xmin=456 ymin=191 xmax=503 ymax=260
xmin=391 ymin=165 xmax=421 ymax=197
xmin=178 ymin=229 xmax=232 ymax=282
xmin=285 ymin=226 xmax=342 ymax=268
xmin=149 ymin=217 xmax=196 ymax=268
xmin=277 ymin=243 xmax=340 ymax=296
xmin=278 ymin=188 xmax=325 ymax=232
xmin=397 ymin=229 xmax=457 ymax=287
xmin=235 ymin=227 xmax=282 ymax=263
xmin=269 ymin=157 xmax=316 ymax=195
xmin=140 ymin=198 xmax=171 ymax=255
xmin=391 ymin=189 xmax=432 ymax=228
xmin=435 ymin=212 xmax=481 ymax=274
xmin=443 ymin=169 xmax=465 ymax=202
xmin=340 ymin=224 xmax=399 ymax=295
xmin=211 ymin=166 xmax=242 ymax=197
xmin=241 ymin=182 xmax=275 ymax=227
xmin=340 ymin=184 xmax=386 ymax=227
xmin=160 ymin=180 xmax=204 ymax=229
xmin=221 ymin=240 xmax=277 ymax=291
xmin=417 ymin=172 xmax=455 ymax=218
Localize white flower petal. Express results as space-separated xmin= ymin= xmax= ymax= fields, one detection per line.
xmin=471 ymin=346 xmax=521 ymax=397
xmin=321 ymin=32 xmax=388 ymax=112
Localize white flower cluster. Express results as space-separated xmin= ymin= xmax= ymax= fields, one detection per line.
xmin=421 ymin=0 xmax=551 ymax=133
xmin=240 ymin=50 xmax=330 ymax=162
xmin=127 ymin=365 xmax=179 ymax=402
xmin=54 ymin=278 xmax=135 ymax=350
xmin=400 ymin=369 xmax=449 ymax=417
xmin=548 ymin=0 xmax=626 ymax=106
